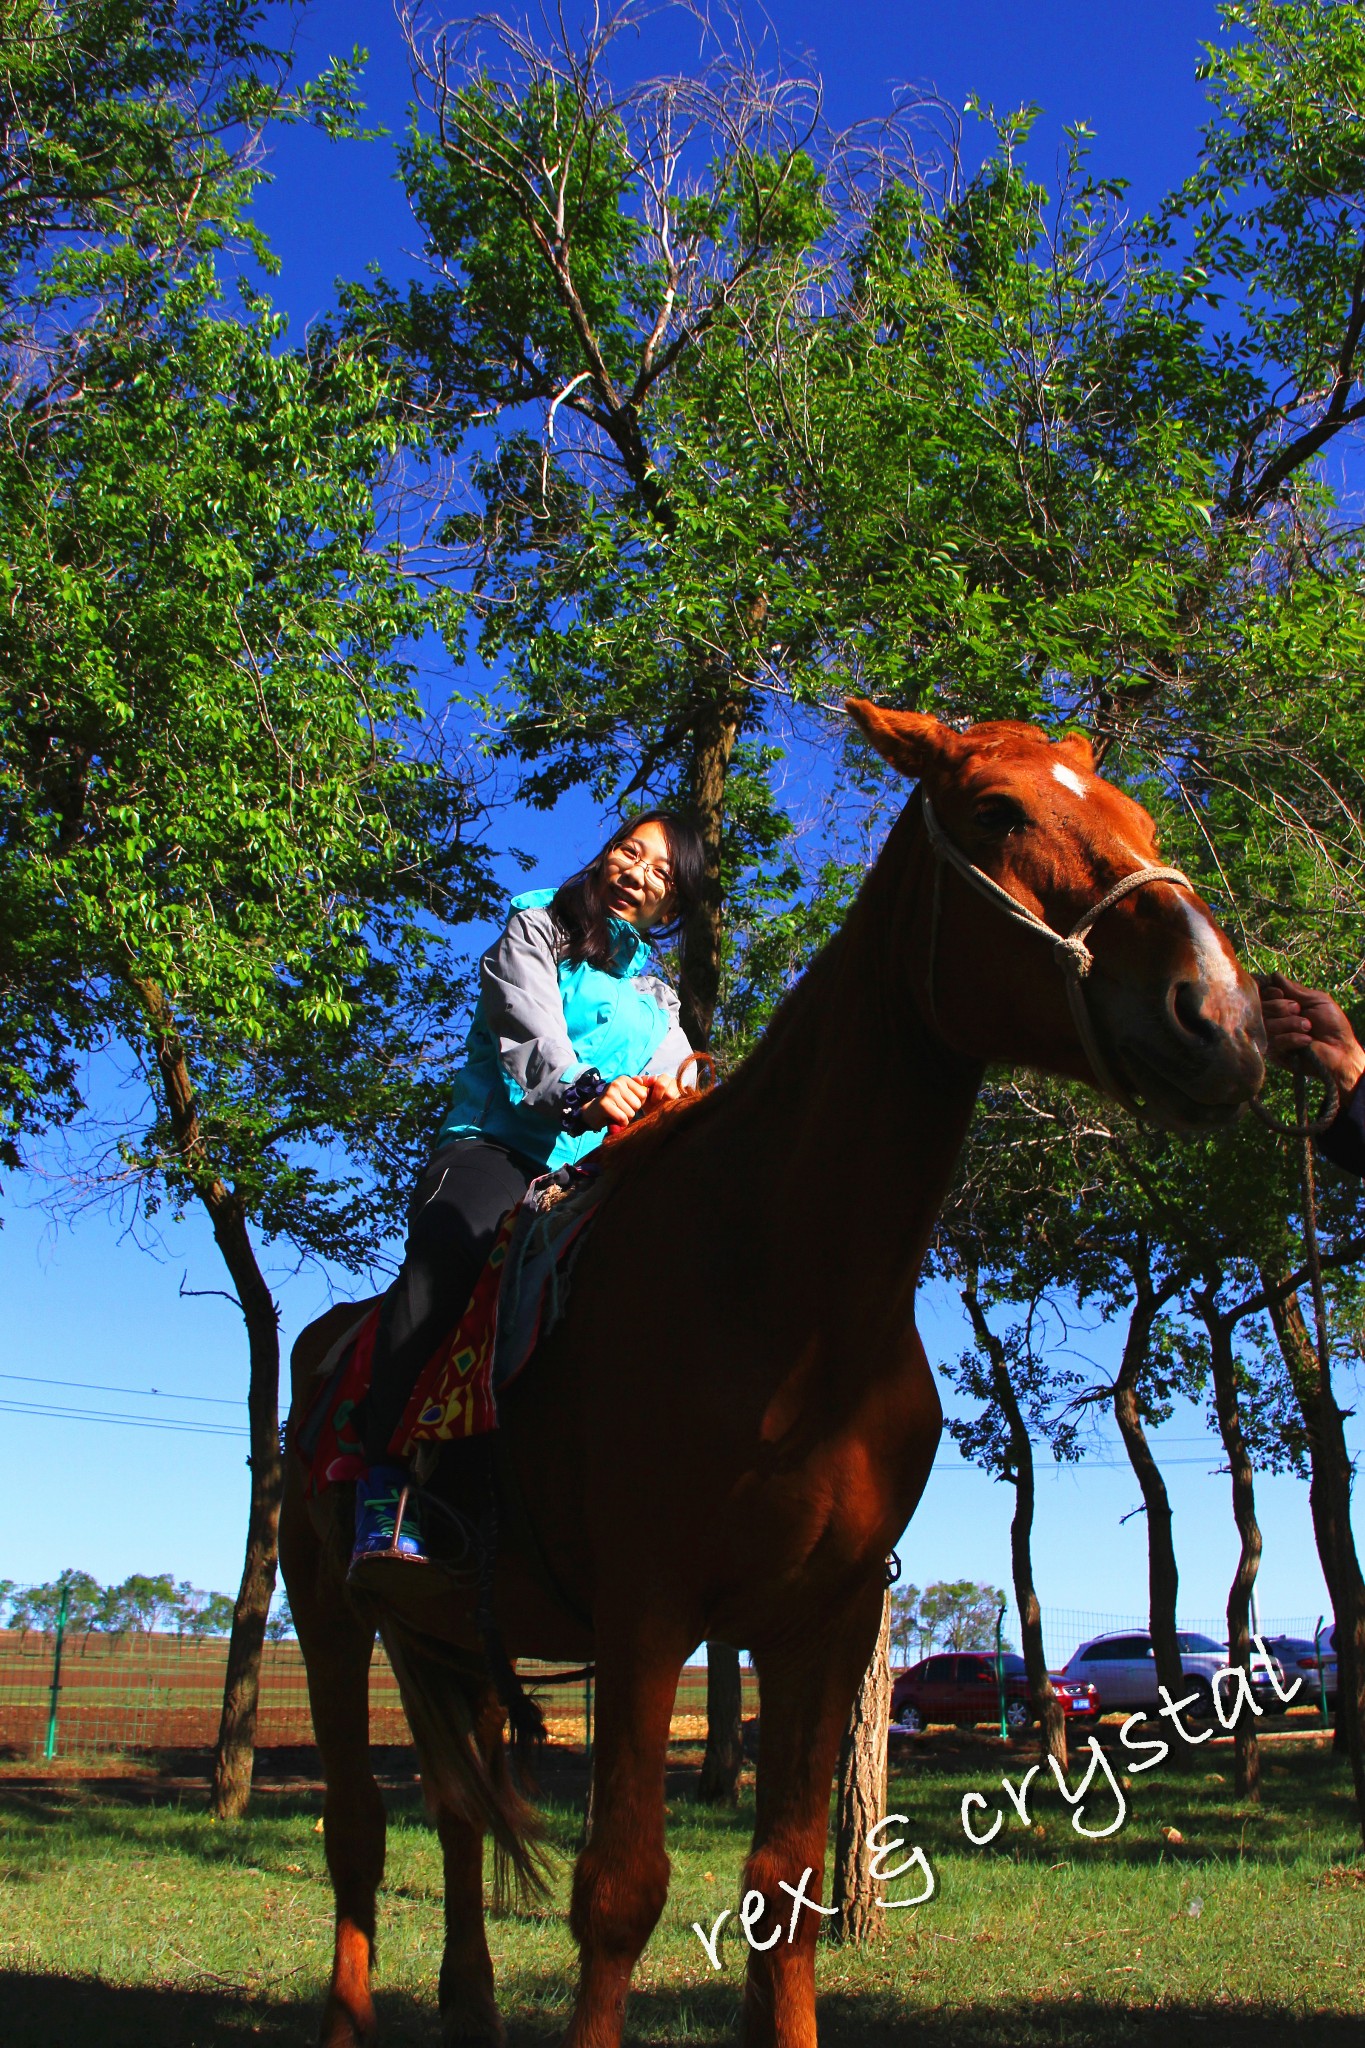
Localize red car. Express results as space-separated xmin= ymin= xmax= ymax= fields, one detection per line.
xmin=891 ymin=1651 xmax=1100 ymax=1734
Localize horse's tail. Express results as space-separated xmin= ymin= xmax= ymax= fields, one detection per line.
xmin=370 ymin=1609 xmax=552 ymax=1911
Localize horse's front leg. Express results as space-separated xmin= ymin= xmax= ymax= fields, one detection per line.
xmin=562 ymin=1616 xmax=688 ymax=2048
xmin=742 ymin=1578 xmax=888 ymax=2048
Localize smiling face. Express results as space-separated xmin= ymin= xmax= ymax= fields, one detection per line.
xmin=601 ymin=819 xmax=677 ymax=931
xmin=847 ymin=700 xmax=1266 ymax=1128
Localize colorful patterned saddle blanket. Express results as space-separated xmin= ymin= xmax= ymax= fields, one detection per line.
xmin=298 ymin=1166 xmax=607 ymax=1495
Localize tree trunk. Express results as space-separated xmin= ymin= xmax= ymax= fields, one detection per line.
xmin=208 ymin=1201 xmax=282 ymax=1820
xmin=1306 ymin=1479 xmax=1349 ymax=1752
xmin=962 ymin=1273 xmax=1065 ymax=1766
xmin=679 ymin=705 xmax=746 ymax=1802
xmin=696 ymin=1643 xmax=745 ymax=1805
xmin=1200 ymin=1296 xmax=1261 ymax=1802
xmin=831 ymin=1590 xmax=891 ymax=1946
xmin=127 ymin=974 xmax=283 ymax=1821
xmin=1010 ymin=1475 xmax=1066 ymax=1771
xmin=1264 ymin=1276 xmax=1365 ymax=1842
xmin=678 ymin=697 xmax=740 ymax=1050
xmin=1111 ymin=1282 xmax=1186 ymax=1733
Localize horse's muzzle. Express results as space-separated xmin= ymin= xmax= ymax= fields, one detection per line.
xmin=1107 ymin=971 xmax=1267 ymax=1128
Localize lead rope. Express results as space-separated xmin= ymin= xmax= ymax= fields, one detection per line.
xmin=1295 ymin=1069 xmax=1334 ymax=1390
xmin=1249 ymin=1051 xmax=1340 ymax=1140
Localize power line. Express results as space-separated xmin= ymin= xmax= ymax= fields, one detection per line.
xmin=928 ymin=1450 xmax=1360 ymax=1473
xmin=0 ymin=1399 xmax=247 ymax=1439
xmin=0 ymin=1370 xmax=242 ymax=1407
xmin=3 ymin=1398 xmax=1356 ymax=1469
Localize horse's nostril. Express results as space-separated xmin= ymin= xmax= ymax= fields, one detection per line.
xmin=1172 ymin=979 xmax=1216 ymax=1043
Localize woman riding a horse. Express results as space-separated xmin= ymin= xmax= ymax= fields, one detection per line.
xmin=351 ymin=808 xmax=705 ymax=1569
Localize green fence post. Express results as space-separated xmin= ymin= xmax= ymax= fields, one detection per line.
xmin=995 ymin=1603 xmax=1007 ymax=1742
xmin=1313 ymin=1615 xmax=1330 ymax=1725
xmin=43 ymin=1582 xmax=70 ymax=1761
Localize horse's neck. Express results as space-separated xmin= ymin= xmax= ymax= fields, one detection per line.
xmin=714 ymin=806 xmax=982 ymax=1316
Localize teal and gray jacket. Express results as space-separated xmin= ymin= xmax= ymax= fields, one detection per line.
xmin=436 ymin=888 xmax=693 ymax=1170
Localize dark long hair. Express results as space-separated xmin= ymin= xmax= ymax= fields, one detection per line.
xmin=551 ymin=809 xmax=705 ymax=969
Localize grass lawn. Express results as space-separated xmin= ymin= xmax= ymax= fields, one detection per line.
xmin=1 ymin=1729 xmax=1362 ymax=2045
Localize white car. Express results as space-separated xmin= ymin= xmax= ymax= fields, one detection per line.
xmin=1060 ymin=1630 xmax=1287 ymax=1715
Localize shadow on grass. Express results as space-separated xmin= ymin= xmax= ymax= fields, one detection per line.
xmin=0 ymin=1757 xmax=751 ymax=1872
xmin=3 ymin=1972 xmax=1360 ymax=2048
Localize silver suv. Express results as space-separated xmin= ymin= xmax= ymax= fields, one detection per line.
xmin=1060 ymin=1631 xmax=1286 ymax=1716
xmin=1261 ymin=1630 xmax=1336 ymax=1705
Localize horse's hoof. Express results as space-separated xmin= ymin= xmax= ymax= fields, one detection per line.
xmin=440 ymin=1987 xmax=505 ymax=2048
xmin=319 ymin=1992 xmax=378 ymax=2048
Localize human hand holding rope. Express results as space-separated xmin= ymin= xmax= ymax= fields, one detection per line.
xmin=578 ymin=1074 xmax=652 ymax=1131
xmin=1258 ymin=973 xmax=1365 ymax=1095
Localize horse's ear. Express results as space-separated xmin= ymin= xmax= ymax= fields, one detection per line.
xmin=1056 ymin=729 xmax=1095 ymax=773
xmin=846 ymin=698 xmax=965 ymax=779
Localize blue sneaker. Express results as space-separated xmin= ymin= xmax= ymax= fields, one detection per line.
xmin=349 ymin=1464 xmax=428 ymax=1571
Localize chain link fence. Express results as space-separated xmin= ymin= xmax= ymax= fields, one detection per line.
xmin=2 ymin=1597 xmax=1330 ymax=1767
xmin=996 ymin=1608 xmax=1329 ymax=1673
xmin=0 ymin=1622 xmax=756 ymax=1766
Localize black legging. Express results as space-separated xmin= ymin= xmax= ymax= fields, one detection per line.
xmin=362 ymin=1137 xmax=536 ymax=1463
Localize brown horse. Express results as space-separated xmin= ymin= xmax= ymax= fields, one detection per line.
xmin=279 ymin=702 xmax=1266 ymax=2048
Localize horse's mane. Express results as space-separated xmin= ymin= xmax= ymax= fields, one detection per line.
xmin=597 ymin=920 xmax=859 ymax=1186
xmin=598 ymin=793 xmax=922 ymax=1189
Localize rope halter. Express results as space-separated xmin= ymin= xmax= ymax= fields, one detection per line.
xmin=919 ymin=791 xmax=1195 ymax=1114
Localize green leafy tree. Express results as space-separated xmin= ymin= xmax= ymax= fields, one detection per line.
xmin=887 ymin=1583 xmax=924 ymax=1667
xmin=363 ymin=1 xmax=846 ymax=1053
xmin=0 ymin=0 xmax=367 ymax=1174
xmin=917 ymin=1580 xmax=1009 ymax=1655
xmin=7 ymin=1567 xmax=103 ymax=1631
xmin=179 ymin=1587 xmax=237 ymax=1638
xmin=1 ymin=3 xmax=497 ymax=1815
xmin=100 ymin=1571 xmax=180 ymax=1635
xmin=263 ymin=1593 xmax=294 ymax=1641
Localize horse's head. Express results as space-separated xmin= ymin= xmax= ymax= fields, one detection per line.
xmin=849 ymin=700 xmax=1266 ymax=1128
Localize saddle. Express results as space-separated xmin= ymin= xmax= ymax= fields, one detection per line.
xmin=296 ymin=1163 xmax=607 ymax=1498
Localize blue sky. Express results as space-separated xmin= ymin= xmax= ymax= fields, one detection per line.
xmin=3 ymin=0 xmax=1358 ymax=1646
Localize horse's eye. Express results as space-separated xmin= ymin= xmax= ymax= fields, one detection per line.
xmin=974 ymin=795 xmax=1027 ymax=836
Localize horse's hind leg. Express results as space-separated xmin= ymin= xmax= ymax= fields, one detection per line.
xmin=281 ymin=1484 xmax=386 ymax=2048
xmin=431 ymin=1688 xmax=504 ymax=2048
xmin=563 ymin=1618 xmax=688 ymax=2048
xmin=742 ymin=1579 xmax=888 ymax=2048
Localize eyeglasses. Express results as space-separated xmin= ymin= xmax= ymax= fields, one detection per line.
xmin=606 ymin=841 xmax=674 ymax=893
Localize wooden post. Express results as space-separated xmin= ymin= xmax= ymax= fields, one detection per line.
xmin=831 ymin=1588 xmax=892 ymax=1945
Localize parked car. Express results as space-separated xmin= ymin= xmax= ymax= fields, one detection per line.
xmin=1059 ymin=1631 xmax=1286 ymax=1715
xmin=1259 ymin=1630 xmax=1337 ymax=1705
xmin=890 ymin=1651 xmax=1099 ymax=1735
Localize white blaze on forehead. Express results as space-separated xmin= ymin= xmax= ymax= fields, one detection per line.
xmin=1052 ymin=761 xmax=1088 ymax=798
xmin=1181 ymin=898 xmax=1240 ymax=992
